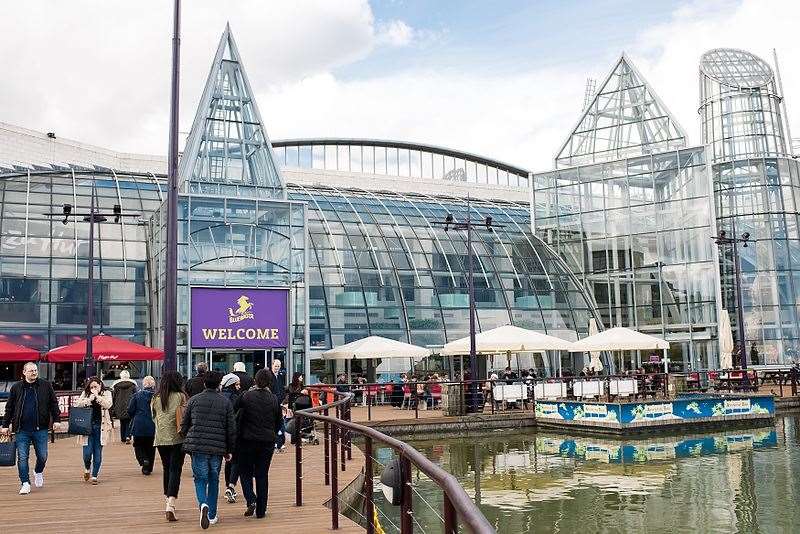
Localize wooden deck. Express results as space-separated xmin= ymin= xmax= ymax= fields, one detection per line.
xmin=0 ymin=435 xmax=364 ymax=533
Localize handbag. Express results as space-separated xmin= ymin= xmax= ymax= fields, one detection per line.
xmin=0 ymin=434 xmax=16 ymax=467
xmin=68 ymin=406 xmax=93 ymax=436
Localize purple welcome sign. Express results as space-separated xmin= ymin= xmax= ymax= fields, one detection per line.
xmin=190 ymin=287 xmax=289 ymax=349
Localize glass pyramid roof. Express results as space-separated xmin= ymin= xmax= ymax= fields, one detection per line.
xmin=555 ymin=54 xmax=687 ymax=168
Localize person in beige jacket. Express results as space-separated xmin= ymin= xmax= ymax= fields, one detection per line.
xmin=73 ymin=376 xmax=113 ymax=484
xmin=151 ymin=370 xmax=187 ymax=522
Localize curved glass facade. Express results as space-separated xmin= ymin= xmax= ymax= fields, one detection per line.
xmin=273 ymin=139 xmax=530 ymax=188
xmin=287 ymin=184 xmax=597 ymax=354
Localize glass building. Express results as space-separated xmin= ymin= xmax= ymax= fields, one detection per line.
xmin=1 ymin=35 xmax=798 ymax=379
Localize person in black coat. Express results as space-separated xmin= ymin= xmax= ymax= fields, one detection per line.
xmin=180 ymin=371 xmax=236 ymax=528
xmin=232 ymin=362 xmax=254 ymax=391
xmin=127 ymin=376 xmax=156 ymax=475
xmin=1 ymin=362 xmax=61 ymax=495
xmin=185 ymin=362 xmax=208 ymax=398
xmin=237 ymin=369 xmax=283 ymax=519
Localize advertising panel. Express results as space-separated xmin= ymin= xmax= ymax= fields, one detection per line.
xmin=190 ymin=287 xmax=289 ymax=349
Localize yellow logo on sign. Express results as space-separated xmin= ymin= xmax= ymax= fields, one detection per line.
xmin=228 ymin=295 xmax=254 ymax=323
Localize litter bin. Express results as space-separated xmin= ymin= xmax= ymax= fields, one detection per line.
xmin=442 ymin=383 xmax=465 ymax=416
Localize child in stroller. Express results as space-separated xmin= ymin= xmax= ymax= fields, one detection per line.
xmin=287 ymin=389 xmax=319 ymax=445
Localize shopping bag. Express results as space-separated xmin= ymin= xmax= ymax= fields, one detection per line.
xmin=0 ymin=434 xmax=16 ymax=467
xmin=68 ymin=406 xmax=93 ymax=436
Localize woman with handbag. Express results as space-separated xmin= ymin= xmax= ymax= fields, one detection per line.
xmin=151 ymin=370 xmax=186 ymax=522
xmin=73 ymin=377 xmax=113 ymax=484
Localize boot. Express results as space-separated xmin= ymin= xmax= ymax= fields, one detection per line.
xmin=166 ymin=496 xmax=178 ymax=522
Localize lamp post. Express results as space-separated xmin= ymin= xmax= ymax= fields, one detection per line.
xmin=433 ymin=197 xmax=502 ymax=409
xmin=49 ymin=184 xmax=140 ymax=380
xmin=163 ymin=0 xmax=182 ymax=371
xmin=712 ymin=221 xmax=751 ymax=369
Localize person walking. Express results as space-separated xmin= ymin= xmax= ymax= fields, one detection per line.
xmin=269 ymin=359 xmax=286 ymax=404
xmin=74 ymin=377 xmax=113 ymax=484
xmin=181 ymin=370 xmax=236 ymax=530
xmin=127 ymin=375 xmax=156 ymax=475
xmin=152 ymin=370 xmax=187 ymax=522
xmin=237 ymin=368 xmax=282 ymax=519
xmin=232 ymin=361 xmax=254 ymax=391
xmin=112 ymin=370 xmax=137 ymax=444
xmin=220 ymin=373 xmax=242 ymax=504
xmin=1 ymin=362 xmax=61 ymax=495
xmin=185 ymin=361 xmax=208 ymax=398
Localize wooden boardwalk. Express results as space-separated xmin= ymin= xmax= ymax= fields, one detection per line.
xmin=0 ymin=435 xmax=364 ymax=533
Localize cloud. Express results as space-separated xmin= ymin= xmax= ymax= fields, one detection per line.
xmin=4 ymin=0 xmax=800 ymax=172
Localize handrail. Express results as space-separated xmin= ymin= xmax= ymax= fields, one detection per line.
xmin=296 ymin=388 xmax=495 ymax=534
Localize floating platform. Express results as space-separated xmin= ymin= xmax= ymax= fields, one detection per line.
xmin=534 ymin=394 xmax=775 ymax=434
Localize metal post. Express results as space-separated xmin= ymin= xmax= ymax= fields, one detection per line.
xmin=443 ymin=493 xmax=457 ymax=534
xmin=346 ymin=399 xmax=352 ymax=461
xmin=365 ymin=436 xmax=375 ymax=534
xmin=330 ymin=423 xmax=339 ymax=530
xmin=85 ymin=186 xmax=96 ymax=379
xmin=467 ymin=197 xmax=478 ymax=410
xmin=163 ymin=0 xmax=181 ymax=371
xmin=323 ymin=408 xmax=330 ymax=486
xmin=400 ymin=455 xmax=413 ymax=534
xmin=414 ymin=382 xmax=419 ymax=419
xmin=732 ymin=216 xmax=747 ymax=369
xmin=295 ymin=414 xmax=303 ymax=506
xmin=368 ymin=390 xmax=372 ymax=421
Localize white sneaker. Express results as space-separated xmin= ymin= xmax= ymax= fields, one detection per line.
xmin=200 ymin=503 xmax=210 ymax=530
xmin=209 ymin=516 xmax=219 ymax=525
xmin=19 ymin=482 xmax=31 ymax=495
xmin=34 ymin=472 xmax=44 ymax=488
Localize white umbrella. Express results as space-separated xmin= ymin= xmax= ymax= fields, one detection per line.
xmin=569 ymin=327 xmax=669 ymax=352
xmin=587 ymin=318 xmax=604 ymax=373
xmin=321 ymin=336 xmax=431 ymax=360
xmin=441 ymin=324 xmax=574 ymax=355
xmin=719 ymin=310 xmax=734 ymax=369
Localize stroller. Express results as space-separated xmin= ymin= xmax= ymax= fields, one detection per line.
xmin=287 ymin=391 xmax=319 ymax=445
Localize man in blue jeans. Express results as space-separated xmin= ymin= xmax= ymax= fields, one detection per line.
xmin=1 ymin=362 xmax=61 ymax=495
xmin=180 ymin=370 xmax=236 ymax=530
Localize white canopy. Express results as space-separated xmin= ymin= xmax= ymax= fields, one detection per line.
xmin=441 ymin=324 xmax=574 ymax=355
xmin=321 ymin=336 xmax=431 ymax=360
xmin=719 ymin=310 xmax=734 ymax=369
xmin=569 ymin=327 xmax=669 ymax=352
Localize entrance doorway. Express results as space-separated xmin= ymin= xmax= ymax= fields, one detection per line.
xmin=203 ymin=348 xmax=287 ymax=377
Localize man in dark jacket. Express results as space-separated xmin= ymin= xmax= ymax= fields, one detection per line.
xmin=269 ymin=359 xmax=286 ymax=404
xmin=1 ymin=362 xmax=61 ymax=495
xmin=181 ymin=371 xmax=236 ymax=529
xmin=112 ymin=370 xmax=137 ymax=444
xmin=127 ymin=375 xmax=156 ymax=475
xmin=232 ymin=361 xmax=254 ymax=391
xmin=237 ymin=368 xmax=283 ymax=519
xmin=185 ymin=361 xmax=208 ymax=398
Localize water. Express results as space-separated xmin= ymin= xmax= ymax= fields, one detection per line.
xmin=368 ymin=415 xmax=800 ymax=534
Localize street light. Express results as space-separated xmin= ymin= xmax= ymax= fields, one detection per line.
xmin=432 ymin=196 xmax=502 ymax=411
xmin=48 ymin=184 xmax=140 ymax=380
xmin=712 ymin=183 xmax=751 ymax=369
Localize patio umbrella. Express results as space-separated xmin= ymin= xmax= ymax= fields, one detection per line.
xmin=321 ymin=336 xmax=431 ymax=360
xmin=570 ymin=327 xmax=669 ymax=373
xmin=44 ymin=333 xmax=164 ymax=362
xmin=0 ymin=339 xmax=39 ymax=362
xmin=719 ymin=310 xmax=734 ymax=369
xmin=441 ymin=324 xmax=574 ymax=355
xmin=587 ymin=319 xmax=604 ymax=373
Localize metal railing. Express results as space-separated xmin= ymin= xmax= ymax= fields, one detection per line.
xmin=294 ymin=388 xmax=495 ymax=534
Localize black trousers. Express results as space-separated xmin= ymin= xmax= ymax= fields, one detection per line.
xmin=157 ymin=444 xmax=185 ymax=498
xmin=119 ymin=418 xmax=132 ymax=441
xmin=238 ymin=440 xmax=275 ymax=518
xmin=133 ymin=436 xmax=156 ymax=471
xmin=224 ymin=454 xmax=239 ymax=488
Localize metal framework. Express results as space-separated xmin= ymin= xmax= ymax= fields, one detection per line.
xmin=555 ymin=54 xmax=687 ymax=168
xmin=179 ymin=24 xmax=285 ymax=196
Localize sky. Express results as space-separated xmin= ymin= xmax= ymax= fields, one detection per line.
xmin=2 ymin=0 xmax=799 ymax=171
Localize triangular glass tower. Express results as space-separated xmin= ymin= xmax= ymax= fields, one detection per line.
xmin=179 ymin=24 xmax=285 ymax=198
xmin=555 ymin=54 xmax=687 ymax=168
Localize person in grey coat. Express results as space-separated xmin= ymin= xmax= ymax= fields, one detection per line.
xmin=180 ymin=370 xmax=236 ymax=530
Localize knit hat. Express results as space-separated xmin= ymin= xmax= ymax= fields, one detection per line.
xmin=221 ymin=373 xmax=241 ymax=389
xmin=233 ymin=361 xmax=246 ymax=373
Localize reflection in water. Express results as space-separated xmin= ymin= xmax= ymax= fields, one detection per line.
xmin=369 ymin=416 xmax=800 ymax=533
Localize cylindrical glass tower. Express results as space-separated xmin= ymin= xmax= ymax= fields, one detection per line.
xmin=701 ymin=48 xmax=800 ymax=365
xmin=699 ymin=48 xmax=789 ymax=162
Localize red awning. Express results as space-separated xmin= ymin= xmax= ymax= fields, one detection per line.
xmin=44 ymin=334 xmax=164 ymax=363
xmin=0 ymin=339 xmax=40 ymax=362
